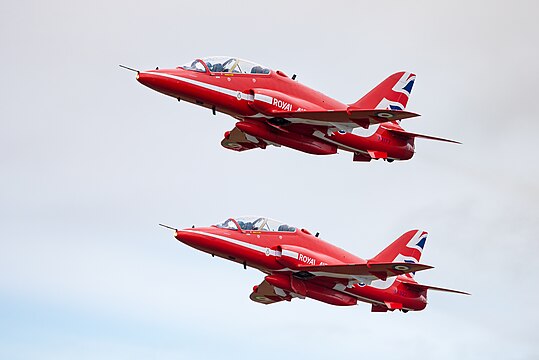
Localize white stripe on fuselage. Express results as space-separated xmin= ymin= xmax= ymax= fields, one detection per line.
xmin=253 ymin=93 xmax=273 ymax=104
xmin=178 ymin=229 xmax=279 ymax=256
xmin=282 ymin=249 xmax=299 ymax=259
xmin=140 ymin=71 xmax=254 ymax=101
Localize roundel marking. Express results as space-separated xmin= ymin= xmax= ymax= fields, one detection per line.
xmin=376 ymin=112 xmax=394 ymax=119
xmin=265 ymin=248 xmax=270 ymax=256
xmin=393 ymin=264 xmax=410 ymax=271
xmin=236 ymin=92 xmax=242 ymax=100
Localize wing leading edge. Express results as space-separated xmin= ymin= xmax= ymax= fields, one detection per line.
xmin=295 ymin=262 xmax=433 ymax=282
xmin=271 ymin=109 xmax=419 ymax=129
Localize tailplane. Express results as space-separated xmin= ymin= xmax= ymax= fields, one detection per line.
xmin=399 ymin=278 xmax=470 ymax=295
xmin=384 ymin=127 xmax=461 ymax=144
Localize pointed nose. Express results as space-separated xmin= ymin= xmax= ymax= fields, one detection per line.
xmin=174 ymin=229 xmax=185 ymax=242
xmin=136 ymin=70 xmax=177 ymax=96
xmin=174 ymin=229 xmax=199 ymax=246
xmin=136 ymin=71 xmax=154 ymax=87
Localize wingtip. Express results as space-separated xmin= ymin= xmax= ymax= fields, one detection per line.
xmin=416 ymin=263 xmax=434 ymax=270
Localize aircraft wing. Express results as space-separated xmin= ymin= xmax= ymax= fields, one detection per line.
xmin=295 ymin=262 xmax=433 ymax=282
xmin=249 ymin=279 xmax=287 ymax=305
xmin=221 ymin=126 xmax=267 ymax=152
xmin=271 ymin=109 xmax=420 ymax=128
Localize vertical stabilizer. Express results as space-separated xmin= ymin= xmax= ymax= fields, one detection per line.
xmin=370 ymin=230 xmax=428 ymax=278
xmin=350 ymin=72 xmax=416 ymax=111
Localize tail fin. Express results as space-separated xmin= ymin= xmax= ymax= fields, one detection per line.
xmin=350 ymin=72 xmax=416 ymax=110
xmin=370 ymin=230 xmax=428 ymax=278
xmin=373 ymin=230 xmax=471 ymax=299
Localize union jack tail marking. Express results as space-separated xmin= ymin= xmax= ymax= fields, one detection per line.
xmin=350 ymin=71 xmax=416 ymax=111
xmin=370 ymin=230 xmax=428 ymax=278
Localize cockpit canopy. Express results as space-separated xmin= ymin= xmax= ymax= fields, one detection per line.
xmin=216 ymin=216 xmax=296 ymax=232
xmin=181 ymin=57 xmax=271 ymax=74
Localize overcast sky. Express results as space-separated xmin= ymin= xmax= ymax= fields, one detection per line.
xmin=1 ymin=1 xmax=538 ymax=359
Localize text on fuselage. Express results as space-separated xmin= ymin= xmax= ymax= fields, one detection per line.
xmin=273 ymin=98 xmax=293 ymax=111
xmin=298 ymin=253 xmax=316 ymax=265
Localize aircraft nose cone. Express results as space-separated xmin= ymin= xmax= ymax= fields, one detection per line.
xmin=174 ymin=229 xmax=197 ymax=245
xmin=137 ymin=71 xmax=167 ymax=88
xmin=136 ymin=71 xmax=152 ymax=86
xmin=136 ymin=70 xmax=175 ymax=96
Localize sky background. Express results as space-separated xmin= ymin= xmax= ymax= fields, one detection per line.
xmin=1 ymin=0 xmax=538 ymax=358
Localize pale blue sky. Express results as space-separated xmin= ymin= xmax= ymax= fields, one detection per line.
xmin=1 ymin=0 xmax=538 ymax=359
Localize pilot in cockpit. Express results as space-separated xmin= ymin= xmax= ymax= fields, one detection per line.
xmin=237 ymin=221 xmax=254 ymax=230
xmin=207 ymin=62 xmax=224 ymax=72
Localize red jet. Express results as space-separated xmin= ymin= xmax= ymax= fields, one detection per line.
xmin=124 ymin=57 xmax=458 ymax=162
xmin=163 ymin=216 xmax=468 ymax=312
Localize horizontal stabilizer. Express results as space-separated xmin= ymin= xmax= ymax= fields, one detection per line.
xmin=296 ymin=261 xmax=433 ymax=281
xmin=401 ymin=280 xmax=470 ymax=295
xmin=386 ymin=128 xmax=461 ymax=144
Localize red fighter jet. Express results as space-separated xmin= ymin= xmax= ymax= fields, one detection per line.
xmin=123 ymin=56 xmax=458 ymax=162
xmin=161 ymin=216 xmax=468 ymax=312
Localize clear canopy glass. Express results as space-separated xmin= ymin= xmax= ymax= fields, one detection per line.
xmin=215 ymin=216 xmax=296 ymax=232
xmin=181 ymin=57 xmax=271 ymax=74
